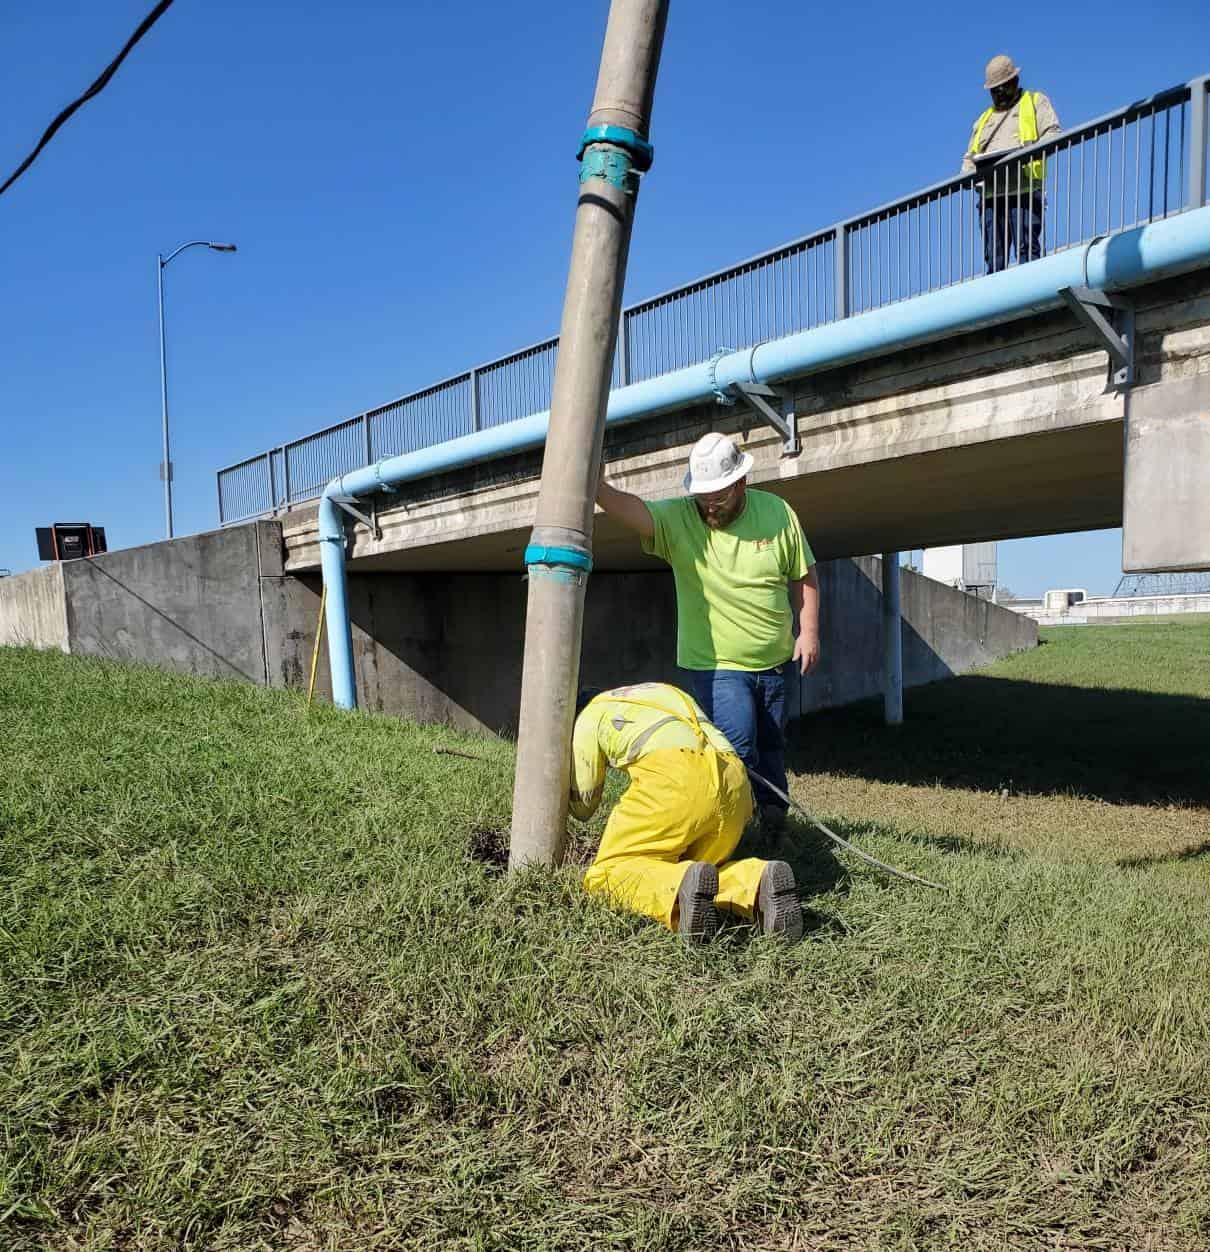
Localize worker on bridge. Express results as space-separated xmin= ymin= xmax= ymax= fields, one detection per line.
xmin=571 ymin=681 xmax=802 ymax=943
xmin=962 ymin=55 xmax=1060 ymax=273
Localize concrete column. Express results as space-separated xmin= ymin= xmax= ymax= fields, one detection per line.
xmin=881 ymin=552 xmax=903 ymax=726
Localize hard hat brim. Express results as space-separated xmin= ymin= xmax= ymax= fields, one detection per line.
xmin=684 ymin=451 xmax=755 ymax=495
xmin=984 ymin=63 xmax=1021 ymax=89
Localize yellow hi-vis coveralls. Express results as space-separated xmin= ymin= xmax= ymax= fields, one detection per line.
xmin=571 ymin=683 xmax=766 ymax=930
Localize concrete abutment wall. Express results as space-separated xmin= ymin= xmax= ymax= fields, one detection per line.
xmin=0 ymin=564 xmax=69 ymax=652
xmin=0 ymin=521 xmax=1036 ymax=732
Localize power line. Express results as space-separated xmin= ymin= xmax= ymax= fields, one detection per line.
xmin=0 ymin=0 xmax=177 ymax=200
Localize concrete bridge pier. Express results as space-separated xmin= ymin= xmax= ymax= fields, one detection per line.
xmin=882 ymin=552 xmax=903 ymax=726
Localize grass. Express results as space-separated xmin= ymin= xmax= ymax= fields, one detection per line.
xmin=1 ymin=622 xmax=1208 ymax=1250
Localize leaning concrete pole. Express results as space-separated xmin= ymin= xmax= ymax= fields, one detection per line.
xmin=510 ymin=0 xmax=669 ymax=868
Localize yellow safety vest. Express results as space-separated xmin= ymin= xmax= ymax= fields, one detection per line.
xmin=970 ymin=90 xmax=1045 ymax=186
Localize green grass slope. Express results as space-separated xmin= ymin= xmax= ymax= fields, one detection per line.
xmin=1 ymin=631 xmax=1208 ymax=1251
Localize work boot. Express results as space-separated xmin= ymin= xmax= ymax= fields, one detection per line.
xmin=675 ymin=861 xmax=720 ymax=943
xmin=756 ymin=860 xmax=802 ymax=943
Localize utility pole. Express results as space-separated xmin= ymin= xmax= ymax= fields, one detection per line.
xmin=509 ymin=0 xmax=669 ymax=868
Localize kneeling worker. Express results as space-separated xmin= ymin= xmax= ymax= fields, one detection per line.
xmin=571 ymin=681 xmax=802 ymax=943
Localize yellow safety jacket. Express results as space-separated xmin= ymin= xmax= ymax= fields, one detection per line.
xmin=969 ymin=90 xmax=1046 ymax=186
xmin=569 ymin=683 xmax=736 ymax=821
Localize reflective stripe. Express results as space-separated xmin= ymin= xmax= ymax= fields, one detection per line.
xmin=970 ymin=106 xmax=996 ymax=155
xmin=621 ymin=714 xmax=682 ymax=765
xmin=607 ymin=690 xmax=708 ymax=750
xmin=578 ymin=684 xmax=736 ymax=772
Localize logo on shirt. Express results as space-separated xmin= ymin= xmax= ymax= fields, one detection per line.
xmin=753 ymin=538 xmax=773 ymax=552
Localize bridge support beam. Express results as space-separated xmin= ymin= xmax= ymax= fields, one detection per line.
xmin=882 ymin=553 xmax=903 ymax=726
xmin=509 ymin=0 xmax=668 ymax=869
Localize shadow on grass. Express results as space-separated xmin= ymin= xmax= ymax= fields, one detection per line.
xmin=734 ymin=816 xmax=850 ymax=898
xmin=788 ymin=675 xmax=1210 ymax=808
xmin=1117 ymin=839 xmax=1210 ymax=869
xmin=897 ymin=831 xmax=1026 ymax=860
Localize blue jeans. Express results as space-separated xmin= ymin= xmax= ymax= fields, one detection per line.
xmin=688 ymin=666 xmax=788 ymax=812
xmin=982 ymin=191 xmax=1044 ymax=273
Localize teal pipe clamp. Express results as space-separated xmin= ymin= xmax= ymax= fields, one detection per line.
xmin=580 ymin=147 xmax=639 ymax=193
xmin=524 ymin=544 xmax=594 ymax=573
xmin=576 ymin=125 xmax=654 ymax=171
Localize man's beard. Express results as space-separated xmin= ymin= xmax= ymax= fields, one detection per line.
xmin=698 ymin=496 xmax=744 ymax=529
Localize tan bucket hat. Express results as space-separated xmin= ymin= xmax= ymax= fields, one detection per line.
xmin=984 ymin=55 xmax=1021 ymax=90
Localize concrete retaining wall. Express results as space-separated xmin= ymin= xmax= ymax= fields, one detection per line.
xmin=798 ymin=557 xmax=1037 ymax=715
xmin=61 ymin=523 xmax=282 ymax=683
xmin=0 ymin=523 xmax=280 ymax=679
xmin=0 ymin=564 xmax=68 ymax=651
xmin=1 ymin=521 xmax=1036 ymax=733
xmin=262 ymin=569 xmax=684 ymax=734
xmin=270 ymin=550 xmax=1036 ymax=734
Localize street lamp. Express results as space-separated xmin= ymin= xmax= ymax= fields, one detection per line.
xmin=157 ymin=240 xmax=238 ymax=539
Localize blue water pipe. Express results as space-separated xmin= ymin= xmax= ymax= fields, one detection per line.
xmin=319 ymin=206 xmax=1210 ymax=709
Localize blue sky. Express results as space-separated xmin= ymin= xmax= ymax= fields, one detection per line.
xmin=1 ymin=0 xmax=1205 ymax=592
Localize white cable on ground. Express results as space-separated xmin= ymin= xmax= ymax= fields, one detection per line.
xmin=747 ymin=768 xmax=945 ymax=891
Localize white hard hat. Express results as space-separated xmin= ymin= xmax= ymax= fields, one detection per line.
xmin=683 ymin=432 xmax=754 ymax=495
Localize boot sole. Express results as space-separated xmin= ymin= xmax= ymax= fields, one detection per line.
xmin=677 ymin=862 xmax=720 ymax=943
xmin=758 ymin=860 xmax=803 ymax=942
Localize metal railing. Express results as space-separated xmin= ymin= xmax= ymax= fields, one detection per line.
xmin=216 ymin=74 xmax=1209 ymax=525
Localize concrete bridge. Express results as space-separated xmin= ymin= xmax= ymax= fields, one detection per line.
xmin=215 ymin=74 xmax=1210 ymax=601
xmin=276 ymin=263 xmax=1210 ymax=580
xmin=5 ymin=76 xmax=1210 ymax=733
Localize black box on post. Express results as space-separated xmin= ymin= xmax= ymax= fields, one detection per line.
xmin=35 ymin=523 xmax=107 ymax=562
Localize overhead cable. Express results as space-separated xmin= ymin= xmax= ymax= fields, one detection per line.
xmin=0 ymin=0 xmax=177 ymax=200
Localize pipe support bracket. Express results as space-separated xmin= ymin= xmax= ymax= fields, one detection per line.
xmin=1058 ymin=285 xmax=1135 ymax=387
xmin=729 ymin=382 xmax=800 ymax=456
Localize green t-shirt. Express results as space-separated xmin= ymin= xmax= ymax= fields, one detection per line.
xmin=642 ymin=489 xmax=815 ymax=671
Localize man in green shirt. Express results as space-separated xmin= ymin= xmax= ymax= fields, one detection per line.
xmin=596 ymin=432 xmax=820 ymax=826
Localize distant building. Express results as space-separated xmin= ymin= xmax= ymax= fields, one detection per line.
xmin=1006 ymin=583 xmax=1210 ymax=624
xmin=921 ymin=543 xmax=998 ymax=598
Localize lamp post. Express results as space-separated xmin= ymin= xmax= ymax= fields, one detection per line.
xmin=157 ymin=240 xmax=237 ymax=539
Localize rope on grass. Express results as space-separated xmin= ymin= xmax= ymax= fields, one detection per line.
xmin=748 ymin=768 xmax=945 ymax=891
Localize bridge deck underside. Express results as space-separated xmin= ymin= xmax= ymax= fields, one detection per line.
xmin=332 ymin=423 xmax=1124 ymax=574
